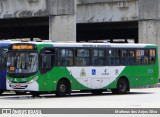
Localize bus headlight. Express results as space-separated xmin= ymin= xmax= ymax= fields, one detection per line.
xmin=29 ymin=76 xmax=38 ymax=84
xmin=6 ymin=78 xmax=10 ymax=83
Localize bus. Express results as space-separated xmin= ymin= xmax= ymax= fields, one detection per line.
xmin=0 ymin=41 xmax=23 ymax=95
xmin=6 ymin=42 xmax=159 ymax=97
xmin=0 ymin=41 xmax=12 ymax=94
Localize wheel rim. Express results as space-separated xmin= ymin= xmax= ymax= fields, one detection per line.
xmin=59 ymin=84 xmax=66 ymax=93
xmin=119 ymin=81 xmax=126 ymax=92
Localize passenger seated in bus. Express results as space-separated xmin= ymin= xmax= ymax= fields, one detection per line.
xmin=150 ymin=57 xmax=155 ymax=64
xmin=144 ymin=57 xmax=148 ymax=65
xmin=136 ymin=59 xmax=141 ymax=65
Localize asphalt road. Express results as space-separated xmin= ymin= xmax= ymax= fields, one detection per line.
xmin=0 ymin=88 xmax=160 ymax=117
xmin=0 ymin=87 xmax=160 ymax=108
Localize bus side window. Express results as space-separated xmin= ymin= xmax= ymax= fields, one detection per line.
xmin=136 ymin=50 xmax=142 ymax=65
xmin=58 ymin=48 xmax=73 ymax=66
xmin=121 ymin=50 xmax=128 ymax=65
xmin=92 ymin=49 xmax=105 ymax=66
xmin=115 ymin=49 xmax=120 ymax=66
xmin=107 ymin=49 xmax=114 ymax=66
xmin=128 ymin=50 xmax=135 ymax=65
xmin=42 ymin=54 xmax=51 ymax=68
xmin=150 ymin=49 xmax=156 ymax=64
xmin=136 ymin=49 xmax=149 ymax=65
xmin=75 ymin=49 xmax=90 ymax=66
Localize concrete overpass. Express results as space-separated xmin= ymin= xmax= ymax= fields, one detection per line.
xmin=0 ymin=0 xmax=159 ymax=45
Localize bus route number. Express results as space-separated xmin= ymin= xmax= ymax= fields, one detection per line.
xmin=147 ymin=69 xmax=154 ymax=74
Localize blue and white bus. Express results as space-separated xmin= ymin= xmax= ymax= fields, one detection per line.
xmin=0 ymin=41 xmax=11 ymax=94
xmin=0 ymin=41 xmax=20 ymax=94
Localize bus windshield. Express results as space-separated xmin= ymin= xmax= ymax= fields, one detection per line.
xmin=7 ymin=51 xmax=38 ymax=74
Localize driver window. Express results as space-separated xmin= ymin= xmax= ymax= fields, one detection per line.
xmin=40 ymin=48 xmax=55 ymax=74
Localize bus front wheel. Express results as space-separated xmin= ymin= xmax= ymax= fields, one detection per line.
xmin=15 ymin=91 xmax=26 ymax=95
xmin=30 ymin=91 xmax=40 ymax=97
xmin=111 ymin=78 xmax=129 ymax=94
xmin=0 ymin=90 xmax=4 ymax=95
xmin=56 ymin=80 xmax=69 ymax=97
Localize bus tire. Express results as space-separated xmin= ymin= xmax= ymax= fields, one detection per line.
xmin=111 ymin=78 xmax=129 ymax=94
xmin=15 ymin=91 xmax=26 ymax=95
xmin=30 ymin=91 xmax=40 ymax=97
xmin=56 ymin=80 xmax=68 ymax=97
xmin=111 ymin=89 xmax=118 ymax=94
xmin=0 ymin=90 xmax=4 ymax=95
xmin=91 ymin=90 xmax=103 ymax=95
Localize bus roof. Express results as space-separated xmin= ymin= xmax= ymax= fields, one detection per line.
xmin=15 ymin=42 xmax=157 ymax=48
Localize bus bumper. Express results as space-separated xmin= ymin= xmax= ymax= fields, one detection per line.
xmin=6 ymin=82 xmax=39 ymax=91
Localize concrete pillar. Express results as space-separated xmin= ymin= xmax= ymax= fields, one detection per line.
xmin=139 ymin=21 xmax=158 ymax=44
xmin=49 ymin=0 xmax=76 ymax=42
xmin=49 ymin=15 xmax=76 ymax=42
xmin=138 ymin=0 xmax=159 ymax=44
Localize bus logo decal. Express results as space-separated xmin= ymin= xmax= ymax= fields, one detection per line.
xmin=147 ymin=69 xmax=154 ymax=74
xmin=80 ymin=68 xmax=86 ymax=77
xmin=14 ymin=78 xmax=17 ymax=82
xmin=101 ymin=69 xmax=109 ymax=75
xmin=92 ymin=69 xmax=96 ymax=75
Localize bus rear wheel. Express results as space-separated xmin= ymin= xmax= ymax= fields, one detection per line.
xmin=56 ymin=80 xmax=69 ymax=97
xmin=111 ymin=78 xmax=129 ymax=94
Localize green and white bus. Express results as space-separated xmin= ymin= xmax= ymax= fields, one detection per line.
xmin=6 ymin=42 xmax=159 ymax=97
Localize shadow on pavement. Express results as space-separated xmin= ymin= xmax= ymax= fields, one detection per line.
xmin=0 ymin=91 xmax=154 ymax=100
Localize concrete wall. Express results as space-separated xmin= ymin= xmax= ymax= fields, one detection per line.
xmin=77 ymin=0 xmax=131 ymax=4
xmin=0 ymin=0 xmax=48 ymax=18
xmin=77 ymin=0 xmax=138 ymax=23
xmin=0 ymin=0 xmax=75 ymax=18
xmin=0 ymin=0 xmax=160 ymax=44
xmin=49 ymin=0 xmax=75 ymax=15
xmin=0 ymin=0 xmax=76 ymax=41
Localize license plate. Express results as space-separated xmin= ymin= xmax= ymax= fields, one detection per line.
xmin=15 ymin=84 xmax=21 ymax=88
